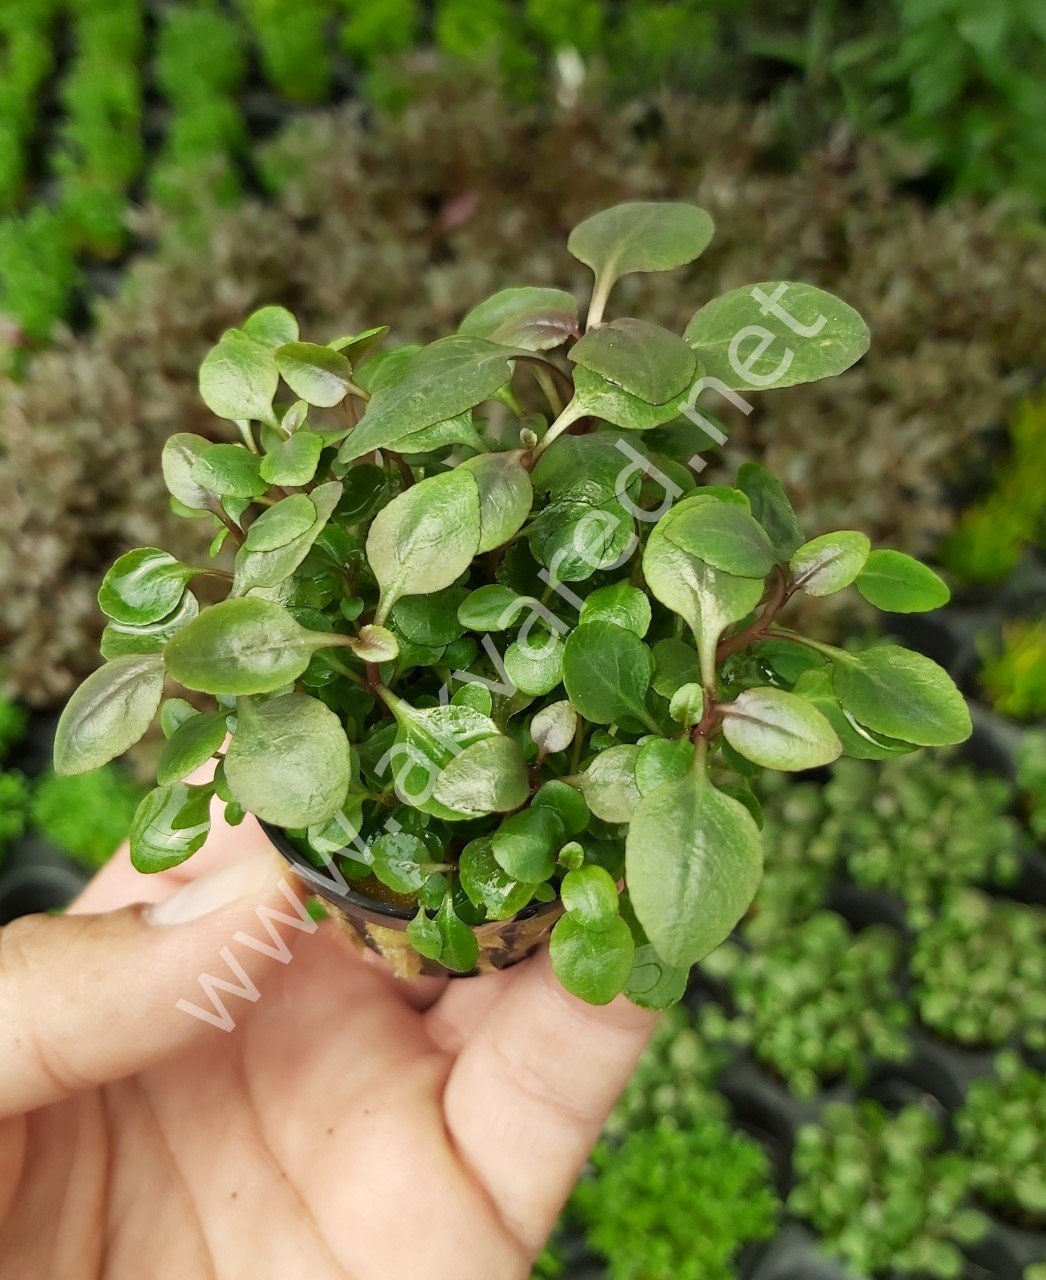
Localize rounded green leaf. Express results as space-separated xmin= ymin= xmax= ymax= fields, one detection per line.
xmin=244 ymin=494 xmax=317 ymax=551
xmin=431 ymin=734 xmax=529 ymax=817
xmin=199 ymin=328 xmax=279 ymax=422
xmin=259 ymin=430 xmax=324 ymax=487
xmin=224 ymin=692 xmax=352 ymax=827
xmin=164 ymin=597 xmax=327 ymax=695
xmin=625 ymin=770 xmax=763 ymax=968
xmin=458 ymin=450 xmax=533 ymax=553
xmin=432 ymin=896 xmax=479 ymax=973
xmin=684 ymin=282 xmax=870 ymax=391
xmin=242 ymin=305 xmax=299 ymax=347
xmin=192 ymin=443 xmax=267 ymax=499
xmin=736 ymin=461 xmax=805 ymax=559
xmin=159 ymin=697 xmax=198 ymax=739
xmin=101 ymin=600 xmax=199 ymax=670
xmin=275 ymin=341 xmax=353 ymax=408
xmin=371 ymin=833 xmax=430 ymax=894
xmin=666 ymin=500 xmax=777 ymax=578
xmin=652 ymin=638 xmax=700 ymax=699
xmin=573 ymin=744 xmax=642 ymax=823
xmin=624 ymin=941 xmax=689 ymax=1011
xmin=155 ymin=710 xmax=228 ymax=786
xmin=561 ymin=865 xmax=620 ymax=930
xmin=790 ymin=531 xmax=870 ymax=596
xmin=367 ymin=469 xmax=482 ymax=622
xmin=505 ymin=633 xmax=564 ymax=697
xmin=530 ymin=700 xmax=578 ymax=755
xmin=457 ymin=584 xmax=525 ymax=632
xmin=635 ymin=737 xmax=694 ymax=794
xmin=162 ymin=433 xmax=215 ymax=511
xmin=570 ymin=367 xmax=686 ymax=431
xmin=346 ymin=624 xmax=400 ymax=664
xmin=856 ymin=550 xmax=951 ymax=613
xmin=391 ymin=589 xmax=467 ymax=647
xmin=532 ymin=778 xmax=589 ymax=836
xmin=721 ymin=686 xmax=843 ymax=770
xmin=232 ymin=480 xmax=342 ymax=596
xmin=130 ymin=783 xmax=213 ymax=873
xmin=459 ymin=837 xmax=534 ymax=921
xmin=569 ymin=319 xmax=697 ymax=404
xmin=669 ymin=682 xmax=704 ymax=727
xmin=492 ymin=806 xmax=564 ymax=884
xmin=458 ymin=286 xmax=579 ymax=351
xmin=830 ymin=645 xmax=972 ymax=747
xmin=97 ymin=548 xmax=195 ymax=626
xmin=337 ymin=336 xmax=512 ymax=464
xmin=568 ymin=202 xmax=714 ymax=289
xmin=407 ymin=908 xmax=443 ymax=960
xmin=791 ymin=668 xmax=916 ymax=761
xmin=561 ymin=621 xmax=654 ymax=726
xmin=550 ymin=914 xmax=634 ymax=1005
xmin=54 ymin=653 xmax=165 ymax=776
xmin=580 ymin=581 xmax=652 ymax=636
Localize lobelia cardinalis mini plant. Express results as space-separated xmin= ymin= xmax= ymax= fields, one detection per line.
xmin=53 ymin=202 xmax=971 ymax=1005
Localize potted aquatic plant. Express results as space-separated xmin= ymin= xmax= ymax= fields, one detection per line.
xmin=53 ymin=202 xmax=970 ymax=1006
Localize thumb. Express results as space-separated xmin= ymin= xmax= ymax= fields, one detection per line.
xmin=0 ymin=846 xmax=309 ymax=1117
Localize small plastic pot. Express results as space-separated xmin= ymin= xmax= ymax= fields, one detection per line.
xmin=262 ymin=823 xmax=563 ymax=980
xmin=0 ymin=865 xmax=86 ymax=924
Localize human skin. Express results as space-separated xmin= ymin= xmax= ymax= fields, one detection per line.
xmin=0 ymin=794 xmax=655 ymax=1279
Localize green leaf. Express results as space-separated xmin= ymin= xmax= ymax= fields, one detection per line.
xmin=505 ymin=632 xmax=564 ymax=697
xmin=241 ymin=305 xmax=299 ymax=347
xmin=275 ymin=341 xmax=353 ymax=407
xmin=573 ymin=744 xmax=642 ymax=823
xmin=530 ymin=700 xmax=578 ymax=755
xmin=856 ymin=549 xmax=951 ymax=613
xmin=570 ymin=367 xmax=688 ymax=431
xmin=336 ymin=336 xmax=512 ymax=464
xmin=458 ymin=450 xmax=533 ymax=553
xmin=459 ymin=837 xmax=534 ymax=920
xmin=580 ymin=581 xmax=651 ymax=636
xmin=550 ymin=914 xmax=634 ymax=1005
xmin=829 ymin=644 xmax=972 ymax=747
xmin=791 ymin=669 xmax=917 ymax=761
xmin=569 ymin=319 xmax=697 ymax=404
xmin=232 ymin=480 xmax=342 ymax=594
xmin=626 ymin=769 xmax=763 ymax=968
xmin=431 ymin=734 xmax=529 ymax=817
xmin=530 ymin=432 xmax=644 ymax=505
xmin=371 ymin=833 xmax=430 ymax=894
xmin=192 ymin=443 xmax=267 ymax=499
xmin=643 ymin=509 xmax=764 ymax=678
xmin=492 ymin=806 xmax=564 ymax=883
xmin=527 ymin=497 xmax=635 ymax=582
xmin=367 ymin=470 xmax=481 ymax=623
xmin=407 ymin=908 xmax=443 ymax=960
xmin=391 ymin=590 xmax=467 ymax=647
xmin=97 ymin=548 xmax=195 ymax=626
xmin=666 ymin=499 xmax=778 ymax=578
xmin=155 ymin=710 xmax=228 ymax=787
xmin=736 ymin=461 xmax=804 ymax=559
xmin=54 ymin=653 xmax=165 ymax=776
xmin=562 ymin=864 xmax=619 ymax=930
xmin=199 ymin=328 xmax=279 ymax=422
xmin=329 ymin=325 xmax=389 ymax=361
xmin=569 ymin=202 xmax=714 ymax=295
xmin=562 ymin=621 xmax=654 ymax=726
xmin=162 ymin=433 xmax=216 ymax=511
xmin=433 ymin=895 xmax=479 ymax=973
xmin=457 ymin=584 xmax=525 ymax=631
xmin=345 ymin=624 xmax=399 ymax=664
xmin=159 ymin=697 xmax=198 ymax=739
xmin=395 ymin=412 xmax=485 ymax=456
xmin=669 ymin=682 xmax=704 ymax=726
xmin=385 ymin=695 xmax=500 ymax=819
xmin=624 ymin=939 xmax=689 ymax=1011
xmin=130 ymin=783 xmax=213 ymax=873
xmin=721 ymin=686 xmax=842 ymax=770
xmin=259 ymin=430 xmax=324 ymax=487
xmin=164 ymin=597 xmax=333 ymax=695
xmin=684 ymin=282 xmax=870 ymax=391
xmin=532 ymin=778 xmax=589 ymax=835
xmin=790 ymin=531 xmax=870 ymax=596
xmin=635 ymin=738 xmax=694 ymax=795
xmin=458 ymin=286 xmax=579 ymax=351
xmin=652 ymin=638 xmax=700 ymax=698
xmin=224 ymin=692 xmax=352 ymax=827
xmin=244 ymin=494 xmax=317 ymax=551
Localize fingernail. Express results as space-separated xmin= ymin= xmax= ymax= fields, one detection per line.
xmin=146 ymin=852 xmax=284 ymax=927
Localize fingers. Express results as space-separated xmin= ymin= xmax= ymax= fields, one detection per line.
xmin=442 ymin=949 xmax=656 ymax=1251
xmin=425 ymin=966 xmax=520 ymax=1052
xmin=0 ymin=844 xmax=309 ymax=1117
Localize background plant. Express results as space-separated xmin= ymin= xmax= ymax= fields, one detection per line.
xmin=789 ymin=1100 xmax=988 ymax=1278
xmin=911 ymin=890 xmax=1046 ymax=1050
xmin=979 ymin=621 xmax=1046 ymax=722
xmin=956 ymin=1051 xmax=1046 ymax=1226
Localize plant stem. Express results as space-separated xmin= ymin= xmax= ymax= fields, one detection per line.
xmin=585 ymin=273 xmax=612 ymax=330
xmin=716 ymin=567 xmax=790 ymax=663
xmin=530 ymin=397 xmax=586 ymax=460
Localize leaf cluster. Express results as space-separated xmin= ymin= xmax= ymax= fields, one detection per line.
xmin=53 ymin=202 xmax=970 ymax=1002
xmin=789 ymin=1101 xmax=987 ymax=1279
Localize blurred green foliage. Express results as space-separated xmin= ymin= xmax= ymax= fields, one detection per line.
xmin=30 ymin=767 xmax=146 ymax=870
xmin=980 ymin=620 xmax=1046 ymax=721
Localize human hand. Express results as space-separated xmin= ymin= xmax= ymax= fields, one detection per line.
xmin=0 ymin=797 xmax=655 ymax=1279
